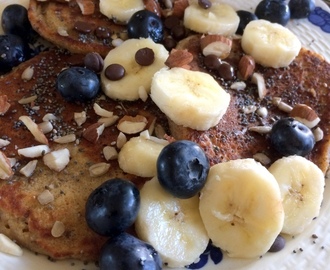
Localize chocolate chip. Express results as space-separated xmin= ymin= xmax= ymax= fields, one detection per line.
xmin=84 ymin=52 xmax=104 ymax=73
xmin=95 ymin=26 xmax=111 ymax=39
xmin=204 ymin=54 xmax=222 ymax=70
xmin=171 ymin=25 xmax=187 ymax=40
xmin=218 ymin=61 xmax=235 ymax=80
xmin=198 ymin=0 xmax=212 ymax=9
xmin=135 ymin=47 xmax=155 ymax=66
xmin=268 ymin=235 xmax=286 ymax=252
xmin=74 ymin=21 xmax=95 ymax=34
xmin=163 ymin=37 xmax=177 ymax=51
xmin=105 ymin=64 xmax=125 ymax=81
xmin=164 ymin=15 xmax=181 ymax=30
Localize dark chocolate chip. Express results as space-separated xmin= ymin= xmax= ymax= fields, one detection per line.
xmin=268 ymin=235 xmax=286 ymax=253
xmin=171 ymin=25 xmax=187 ymax=40
xmin=204 ymin=54 xmax=222 ymax=70
xmin=95 ymin=26 xmax=111 ymax=39
xmin=163 ymin=37 xmax=177 ymax=51
xmin=105 ymin=64 xmax=125 ymax=81
xmin=84 ymin=52 xmax=104 ymax=73
xmin=218 ymin=61 xmax=235 ymax=80
xmin=198 ymin=0 xmax=212 ymax=9
xmin=164 ymin=15 xmax=181 ymax=30
xmin=135 ymin=47 xmax=155 ymax=66
xmin=74 ymin=21 xmax=95 ymax=34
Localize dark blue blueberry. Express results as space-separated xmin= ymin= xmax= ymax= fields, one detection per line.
xmin=157 ymin=140 xmax=209 ymax=199
xmin=127 ymin=10 xmax=164 ymax=43
xmin=0 ymin=34 xmax=29 ymax=73
xmin=289 ymin=0 xmax=315 ymax=19
xmin=99 ymin=232 xmax=162 ymax=270
xmin=270 ymin=117 xmax=315 ymax=156
xmin=56 ymin=67 xmax=100 ymax=103
xmin=85 ymin=179 xmax=140 ymax=237
xmin=236 ymin=10 xmax=258 ymax=35
xmin=1 ymin=4 xmax=32 ymax=40
xmin=268 ymin=234 xmax=286 ymax=252
xmin=255 ymin=0 xmax=291 ymax=26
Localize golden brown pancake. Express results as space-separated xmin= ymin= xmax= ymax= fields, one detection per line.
xmin=28 ymin=0 xmax=126 ymax=57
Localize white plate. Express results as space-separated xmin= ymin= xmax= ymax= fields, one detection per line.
xmin=0 ymin=1 xmax=330 ymax=269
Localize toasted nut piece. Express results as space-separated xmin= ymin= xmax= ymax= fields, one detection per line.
xmin=172 ymin=0 xmax=189 ymax=18
xmin=239 ymin=55 xmax=255 ymax=80
xmin=0 ymin=139 xmax=10 ymax=148
xmin=103 ymin=146 xmax=118 ymax=161
xmin=89 ymin=162 xmax=111 ymax=177
xmin=18 ymin=145 xmax=50 ymax=158
xmin=143 ymin=0 xmax=162 ymax=17
xmin=0 ymin=151 xmax=14 ymax=180
xmin=21 ymin=66 xmax=34 ymax=80
xmin=20 ymin=160 xmax=38 ymax=177
xmin=54 ymin=134 xmax=77 ymax=144
xmin=200 ymin=35 xmax=232 ymax=59
xmin=278 ymin=101 xmax=293 ymax=113
xmin=313 ymin=127 xmax=324 ymax=142
xmin=83 ymin=123 xmax=105 ymax=143
xmin=74 ymin=111 xmax=87 ymax=126
xmin=0 ymin=95 xmax=10 ymax=115
xmin=19 ymin=116 xmax=49 ymax=145
xmin=253 ymin=153 xmax=271 ymax=165
xmin=37 ymin=189 xmax=54 ymax=205
xmin=165 ymin=49 xmax=193 ymax=68
xmin=43 ymin=148 xmax=70 ymax=172
xmin=248 ymin=126 xmax=272 ymax=134
xmin=251 ymin=73 xmax=267 ymax=99
xmin=117 ymin=115 xmax=148 ymax=134
xmin=93 ymin=103 xmax=113 ymax=117
xmin=38 ymin=121 xmax=53 ymax=134
xmin=18 ymin=95 xmax=37 ymax=105
xmin=76 ymin=0 xmax=95 ymax=15
xmin=117 ymin=132 xmax=127 ymax=149
xmin=289 ymin=104 xmax=320 ymax=128
xmin=98 ymin=115 xmax=119 ymax=127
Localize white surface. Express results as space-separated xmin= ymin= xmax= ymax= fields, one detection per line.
xmin=0 ymin=0 xmax=330 ymax=269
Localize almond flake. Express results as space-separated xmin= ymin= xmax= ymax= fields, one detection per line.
xmin=74 ymin=111 xmax=87 ymax=126
xmin=19 ymin=115 xmax=49 ymax=145
xmin=117 ymin=132 xmax=127 ymax=149
xmin=57 ymin=27 xmax=69 ymax=36
xmin=103 ymin=146 xmax=118 ymax=161
xmin=21 ymin=66 xmax=34 ymax=81
xmin=43 ymin=148 xmax=70 ymax=172
xmin=51 ymin=221 xmax=65 ymax=238
xmin=18 ymin=145 xmax=50 ymax=158
xmin=0 ymin=151 xmax=13 ymax=180
xmin=278 ymin=101 xmax=293 ymax=113
xmin=230 ymin=81 xmax=246 ymax=91
xmin=138 ymin=86 xmax=149 ymax=102
xmin=38 ymin=121 xmax=53 ymax=134
xmin=18 ymin=95 xmax=37 ymax=105
xmin=83 ymin=123 xmax=105 ymax=143
xmin=0 ymin=95 xmax=10 ymax=115
xmin=200 ymin=35 xmax=232 ymax=59
xmin=76 ymin=0 xmax=95 ymax=15
xmin=37 ymin=190 xmax=54 ymax=205
xmin=42 ymin=113 xmax=58 ymax=122
xmin=0 ymin=139 xmax=10 ymax=148
xmin=0 ymin=234 xmax=23 ymax=256
xmin=19 ymin=160 xmax=38 ymax=177
xmin=89 ymin=162 xmax=110 ymax=177
xmin=8 ymin=158 xmax=17 ymax=167
xmin=54 ymin=134 xmax=76 ymax=144
xmin=313 ymin=127 xmax=324 ymax=142
xmin=248 ymin=126 xmax=272 ymax=134
xmin=98 ymin=115 xmax=119 ymax=127
xmin=117 ymin=115 xmax=148 ymax=134
xmin=253 ymin=153 xmax=271 ymax=166
xmin=93 ymin=103 xmax=114 ymax=118
xmin=251 ymin=73 xmax=267 ymax=99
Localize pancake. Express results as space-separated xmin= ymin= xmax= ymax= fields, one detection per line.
xmin=28 ymin=0 xmax=126 ymax=57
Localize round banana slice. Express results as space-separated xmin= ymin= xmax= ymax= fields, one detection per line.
xmin=135 ymin=177 xmax=209 ymax=268
xmin=101 ymin=38 xmax=169 ymax=101
xmin=268 ymin=155 xmax=325 ymax=235
xmin=150 ymin=67 xmax=230 ymax=130
xmin=199 ymin=158 xmax=284 ymax=258
xmin=241 ymin=19 xmax=301 ymax=68
xmin=183 ymin=2 xmax=239 ymax=35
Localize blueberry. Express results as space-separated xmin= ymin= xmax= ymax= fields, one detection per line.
xmin=99 ymin=233 xmax=162 ymax=270
xmin=0 ymin=34 xmax=29 ymax=73
xmin=127 ymin=10 xmax=164 ymax=43
xmin=236 ymin=10 xmax=258 ymax=35
xmin=270 ymin=117 xmax=315 ymax=156
xmin=56 ymin=67 xmax=100 ymax=103
xmin=157 ymin=140 xmax=210 ymax=199
xmin=85 ymin=179 xmax=140 ymax=237
xmin=1 ymin=4 xmax=32 ymax=40
xmin=268 ymin=234 xmax=286 ymax=252
xmin=289 ymin=0 xmax=315 ymax=19
xmin=255 ymin=0 xmax=291 ymax=26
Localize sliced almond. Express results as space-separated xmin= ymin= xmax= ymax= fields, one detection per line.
xmin=230 ymin=81 xmax=247 ymax=91
xmin=76 ymin=0 xmax=95 ymax=15
xmin=18 ymin=145 xmax=50 ymax=158
xmin=19 ymin=116 xmax=49 ymax=145
xmin=313 ymin=127 xmax=324 ymax=142
xmin=42 ymin=113 xmax=58 ymax=122
xmin=0 ymin=95 xmax=11 ymax=115
xmin=248 ymin=126 xmax=272 ymax=134
xmin=138 ymin=86 xmax=149 ymax=102
xmin=51 ymin=221 xmax=65 ymax=238
xmin=19 ymin=160 xmax=38 ymax=177
xmin=38 ymin=121 xmax=53 ymax=134
xmin=83 ymin=123 xmax=105 ymax=143
xmin=117 ymin=115 xmax=148 ymax=134
xmin=116 ymin=132 xmax=127 ymax=149
xmin=37 ymin=189 xmax=54 ymax=205
xmin=89 ymin=162 xmax=110 ymax=177
xmin=289 ymin=104 xmax=320 ymax=128
xmin=103 ymin=146 xmax=118 ymax=161
xmin=54 ymin=134 xmax=76 ymax=144
xmin=0 ymin=234 xmax=23 ymax=256
xmin=43 ymin=148 xmax=70 ymax=172
xmin=21 ymin=66 xmax=34 ymax=81
xmin=0 ymin=151 xmax=13 ymax=180
xmin=74 ymin=111 xmax=87 ymax=126
xmin=93 ymin=103 xmax=114 ymax=118
xmin=278 ymin=101 xmax=293 ymax=113
xmin=253 ymin=153 xmax=271 ymax=166
xmin=251 ymin=73 xmax=267 ymax=99
xmin=98 ymin=116 xmax=119 ymax=127
xmin=0 ymin=139 xmax=10 ymax=148
xmin=143 ymin=0 xmax=162 ymax=17
xmin=18 ymin=95 xmax=37 ymax=105
xmin=200 ymin=35 xmax=232 ymax=59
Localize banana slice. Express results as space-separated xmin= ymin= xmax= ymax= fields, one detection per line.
xmin=150 ymin=67 xmax=230 ymax=130
xmin=199 ymin=159 xmax=284 ymax=258
xmin=99 ymin=0 xmax=144 ymax=23
xmin=241 ymin=19 xmax=301 ymax=68
xmin=118 ymin=135 xmax=168 ymax=177
xmin=135 ymin=177 xmax=209 ymax=268
xmin=183 ymin=2 xmax=239 ymax=36
xmin=268 ymin=156 xmax=325 ymax=235
xmin=101 ymin=38 xmax=169 ymax=101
